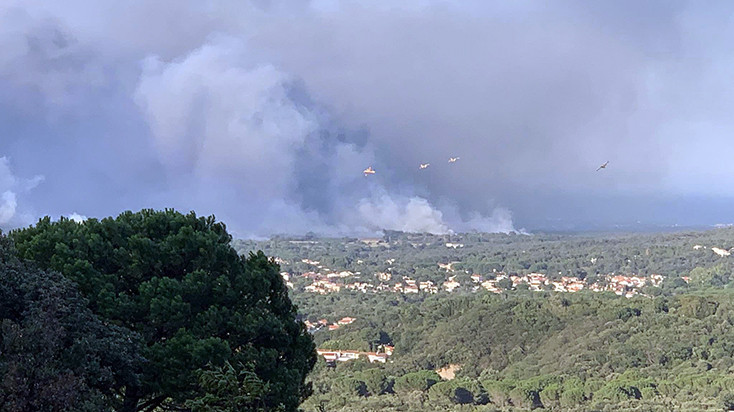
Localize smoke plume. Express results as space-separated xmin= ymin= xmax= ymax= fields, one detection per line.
xmin=3 ymin=1 xmax=734 ymax=232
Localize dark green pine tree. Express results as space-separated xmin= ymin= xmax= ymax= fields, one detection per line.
xmin=0 ymin=234 xmax=142 ymax=412
xmin=11 ymin=209 xmax=316 ymax=412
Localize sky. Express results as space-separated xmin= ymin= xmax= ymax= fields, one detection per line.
xmin=2 ymin=0 xmax=734 ymax=236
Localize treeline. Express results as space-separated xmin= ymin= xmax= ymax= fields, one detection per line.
xmin=298 ymin=288 xmax=734 ymax=411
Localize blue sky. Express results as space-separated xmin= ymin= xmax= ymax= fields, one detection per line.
xmin=2 ymin=1 xmax=734 ymax=235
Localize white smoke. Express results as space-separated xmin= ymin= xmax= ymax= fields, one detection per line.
xmin=357 ymin=195 xmax=449 ymax=235
xmin=8 ymin=1 xmax=734 ymax=232
xmin=134 ymin=37 xmax=318 ymax=216
xmin=459 ymin=208 xmax=517 ymax=234
xmin=0 ymin=191 xmax=17 ymax=225
xmin=68 ymin=212 xmax=87 ymax=223
xmin=0 ymin=157 xmax=44 ymax=227
xmin=134 ymin=37 xmax=516 ymax=235
xmin=0 ymin=4 xmax=519 ymax=235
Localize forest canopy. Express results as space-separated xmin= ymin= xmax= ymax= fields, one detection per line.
xmin=235 ymin=229 xmax=734 ymax=411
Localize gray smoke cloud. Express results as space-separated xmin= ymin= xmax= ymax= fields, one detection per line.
xmin=2 ymin=1 xmax=734 ymax=234
xmin=131 ymin=35 xmax=486 ymax=235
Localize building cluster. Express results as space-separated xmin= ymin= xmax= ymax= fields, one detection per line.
xmin=301 ymin=270 xmax=445 ymax=295
xmin=711 ymin=247 xmax=731 ymax=257
xmin=588 ymin=273 xmax=664 ymax=298
xmin=280 ymin=272 xmax=294 ymax=289
xmin=693 ymin=244 xmax=734 ymax=257
xmin=443 ymin=276 xmax=461 ymax=292
xmin=478 ymin=272 xmax=665 ymax=298
xmin=300 ymin=266 xmax=667 ymax=298
xmin=437 ymin=261 xmax=461 ymax=272
xmin=301 ymin=258 xmax=321 ymax=267
xmin=345 ymin=282 xmax=374 ymax=293
xmin=304 ymin=316 xmax=357 ymax=333
xmin=546 ymin=275 xmax=586 ymax=293
xmin=360 ymin=238 xmax=389 ymax=247
xmin=445 ymin=243 xmax=465 ymax=249
xmin=289 ymin=253 xmax=668 ymax=299
xmin=273 ymin=257 xmax=290 ymax=265
xmin=300 ymin=271 xmax=357 ymax=294
xmin=392 ymin=276 xmax=439 ymax=294
xmin=304 ymin=279 xmax=342 ymax=294
xmin=375 ymin=272 xmax=392 ymax=281
xmin=316 ymin=344 xmax=394 ymax=365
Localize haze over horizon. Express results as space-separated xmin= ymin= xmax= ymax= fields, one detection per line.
xmin=3 ymin=1 xmax=734 ymax=236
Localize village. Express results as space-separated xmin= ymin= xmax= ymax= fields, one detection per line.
xmin=282 ymin=256 xmax=670 ymax=300
xmin=298 ymin=270 xmax=669 ymax=365
xmin=269 ymin=238 xmax=725 ymax=374
xmin=296 ymin=266 xmax=671 ymax=365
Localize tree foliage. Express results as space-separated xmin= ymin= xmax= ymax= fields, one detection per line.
xmin=11 ymin=210 xmax=316 ymax=411
xmin=0 ymin=235 xmax=141 ymax=411
xmin=298 ymin=288 xmax=734 ymax=411
xmin=184 ymin=361 xmax=273 ymax=412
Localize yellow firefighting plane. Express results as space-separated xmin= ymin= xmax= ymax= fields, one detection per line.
xmin=596 ymin=161 xmax=609 ymax=171
xmin=448 ymin=157 xmax=460 ymax=163
xmin=363 ymin=166 xmax=376 ymax=176
xmin=419 ymin=163 xmax=430 ymax=169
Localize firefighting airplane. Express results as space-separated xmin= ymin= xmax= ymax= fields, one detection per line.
xmin=363 ymin=166 xmax=376 ymax=176
xmin=596 ymin=161 xmax=609 ymax=171
xmin=419 ymin=163 xmax=430 ymax=169
xmin=448 ymin=157 xmax=460 ymax=163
